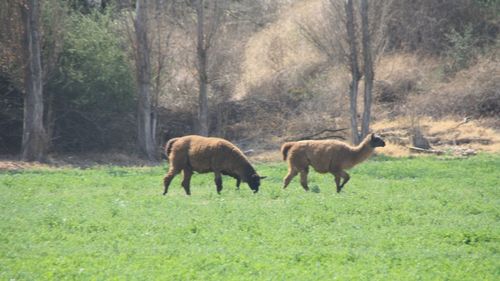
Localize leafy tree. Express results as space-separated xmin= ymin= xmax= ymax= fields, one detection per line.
xmin=47 ymin=9 xmax=136 ymax=152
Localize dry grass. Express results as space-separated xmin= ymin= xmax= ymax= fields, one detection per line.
xmin=251 ymin=115 xmax=500 ymax=159
xmin=0 ymin=161 xmax=52 ymax=171
xmin=236 ymin=0 xmax=324 ymax=98
xmin=0 ymin=153 xmax=160 ymax=170
xmin=248 ymin=150 xmax=283 ymax=163
xmin=372 ymin=117 xmax=500 ymax=157
xmin=406 ymin=53 xmax=500 ymax=118
xmin=237 ymin=1 xmax=499 ymax=157
xmin=376 ymin=53 xmax=442 ymax=83
xmin=372 ymin=53 xmax=442 ymax=119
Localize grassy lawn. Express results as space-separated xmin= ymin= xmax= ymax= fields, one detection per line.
xmin=0 ymin=154 xmax=499 ymax=280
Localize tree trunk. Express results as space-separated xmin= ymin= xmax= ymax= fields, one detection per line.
xmin=21 ymin=0 xmax=46 ymax=162
xmin=45 ymin=91 xmax=55 ymax=152
xmin=360 ymin=0 xmax=374 ymax=139
xmin=196 ymin=0 xmax=209 ymax=136
xmin=345 ymin=0 xmax=361 ymax=145
xmin=135 ymin=0 xmax=156 ymax=160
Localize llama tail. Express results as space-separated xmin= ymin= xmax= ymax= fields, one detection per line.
xmin=281 ymin=142 xmax=295 ymax=161
xmin=164 ymin=137 xmax=179 ymax=160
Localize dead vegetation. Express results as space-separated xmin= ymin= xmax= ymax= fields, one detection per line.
xmin=1 ymin=0 xmax=498 ymax=163
xmin=0 ymin=152 xmax=161 ymax=170
xmin=372 ymin=117 xmax=500 ymax=157
xmin=411 ymin=57 xmax=500 ymax=118
xmin=225 ymin=1 xmax=499 ymax=158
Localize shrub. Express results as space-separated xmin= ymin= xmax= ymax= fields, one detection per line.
xmin=445 ymin=24 xmax=477 ymax=72
xmin=47 ymin=9 xmax=136 ymax=152
xmin=386 ymin=0 xmax=497 ymax=54
xmin=410 ymin=57 xmax=500 ymax=118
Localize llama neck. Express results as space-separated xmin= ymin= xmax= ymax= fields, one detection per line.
xmin=235 ymin=157 xmax=256 ymax=182
xmin=351 ymin=137 xmax=374 ymax=165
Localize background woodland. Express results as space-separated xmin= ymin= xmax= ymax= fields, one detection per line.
xmin=1 ymin=0 xmax=498 ymax=161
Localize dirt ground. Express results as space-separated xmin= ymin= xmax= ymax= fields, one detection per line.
xmin=0 ymin=153 xmax=160 ymax=171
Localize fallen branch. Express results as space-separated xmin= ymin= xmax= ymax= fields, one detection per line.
xmin=454 ymin=138 xmax=491 ymax=145
xmin=243 ymin=149 xmax=255 ymax=155
xmin=454 ymin=117 xmax=471 ymax=128
xmin=288 ymin=128 xmax=348 ymax=141
xmin=308 ymin=134 xmax=346 ymax=141
xmin=408 ymin=146 xmax=444 ymax=155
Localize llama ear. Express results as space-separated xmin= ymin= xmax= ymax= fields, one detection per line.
xmin=371 ymin=133 xmax=375 ymax=140
xmin=260 ymin=176 xmax=267 ymax=180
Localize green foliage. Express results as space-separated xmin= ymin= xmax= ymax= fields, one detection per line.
xmin=47 ymin=8 xmax=136 ymax=151
xmin=475 ymin=0 xmax=500 ymax=10
xmin=445 ymin=24 xmax=477 ymax=72
xmin=41 ymin=0 xmax=68 ymax=77
xmin=55 ymin=10 xmax=134 ymax=111
xmin=1 ymin=155 xmax=499 ymax=280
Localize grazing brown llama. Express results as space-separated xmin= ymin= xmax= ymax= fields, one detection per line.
xmin=281 ymin=133 xmax=385 ymax=192
xmin=163 ymin=135 xmax=265 ymax=195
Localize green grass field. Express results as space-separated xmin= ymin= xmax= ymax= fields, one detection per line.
xmin=1 ymin=154 xmax=499 ymax=280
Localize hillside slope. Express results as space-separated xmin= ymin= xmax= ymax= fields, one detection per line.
xmin=237 ymin=0 xmax=500 ymax=156
xmin=236 ymin=0 xmax=324 ymax=98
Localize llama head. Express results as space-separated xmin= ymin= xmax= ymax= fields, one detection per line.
xmin=247 ymin=174 xmax=266 ymax=193
xmin=370 ymin=133 xmax=386 ymax=148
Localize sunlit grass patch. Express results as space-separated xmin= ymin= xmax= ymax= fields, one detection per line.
xmin=0 ymin=154 xmax=498 ymax=280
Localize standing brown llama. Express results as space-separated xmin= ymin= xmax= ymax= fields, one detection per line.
xmin=281 ymin=133 xmax=385 ymax=192
xmin=163 ymin=135 xmax=265 ymax=195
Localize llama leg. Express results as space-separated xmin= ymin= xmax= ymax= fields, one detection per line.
xmin=163 ymin=168 xmax=180 ymax=195
xmin=299 ymin=169 xmax=309 ymax=191
xmin=339 ymin=170 xmax=350 ymax=189
xmin=214 ymin=172 xmax=223 ymax=194
xmin=333 ymin=173 xmax=342 ymax=193
xmin=235 ymin=177 xmax=241 ymax=190
xmin=334 ymin=170 xmax=350 ymax=193
xmin=283 ymin=169 xmax=298 ymax=189
xmin=181 ymin=168 xmax=193 ymax=196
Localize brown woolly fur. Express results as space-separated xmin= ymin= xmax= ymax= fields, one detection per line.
xmin=163 ymin=135 xmax=265 ymax=195
xmin=282 ymin=133 xmax=385 ymax=193
xmin=164 ymin=137 xmax=179 ymax=160
xmin=281 ymin=142 xmax=294 ymax=161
